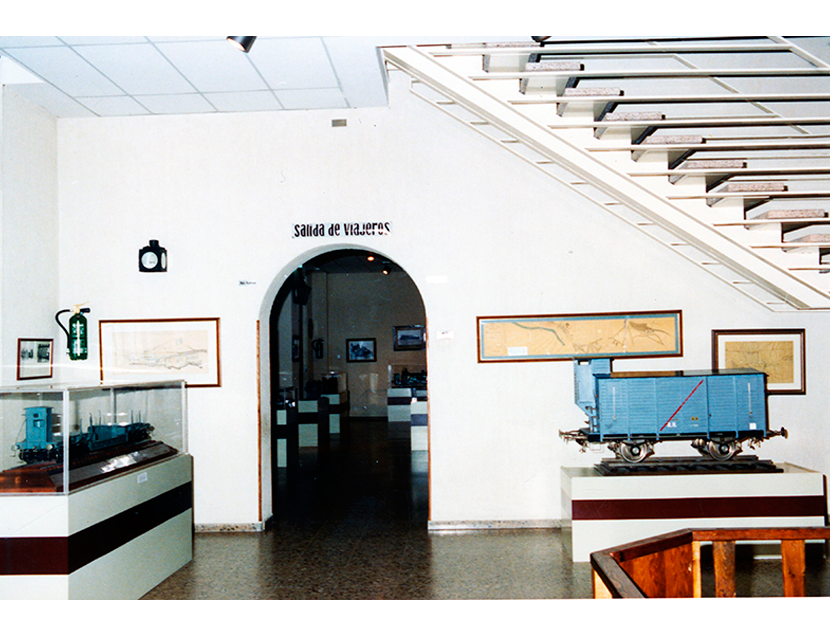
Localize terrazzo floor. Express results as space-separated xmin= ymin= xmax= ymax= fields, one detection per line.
xmin=141 ymin=418 xmax=830 ymax=603
xmin=142 ymin=418 xmax=592 ymax=600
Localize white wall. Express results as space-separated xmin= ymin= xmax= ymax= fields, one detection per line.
xmin=1 ymin=88 xmax=58 ymax=385
xmin=47 ymin=72 xmax=830 ymax=527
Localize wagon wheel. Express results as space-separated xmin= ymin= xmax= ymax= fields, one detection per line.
xmin=706 ymin=439 xmax=740 ymax=461
xmin=618 ymin=441 xmax=652 ymax=464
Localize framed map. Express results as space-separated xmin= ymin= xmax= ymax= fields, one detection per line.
xmin=712 ymin=328 xmax=805 ymax=395
xmin=99 ymin=318 xmax=221 ymax=387
xmin=477 ymin=310 xmax=682 ymax=362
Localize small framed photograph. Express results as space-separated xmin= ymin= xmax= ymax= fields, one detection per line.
xmin=347 ymin=338 xmax=376 ymax=363
xmin=712 ymin=328 xmax=805 ymax=395
xmin=17 ymin=339 xmax=54 ymax=381
xmin=394 ymin=325 xmax=425 ymax=351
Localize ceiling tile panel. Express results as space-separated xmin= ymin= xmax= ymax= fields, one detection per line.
xmin=2 ymin=46 xmax=124 ymax=97
xmin=0 ymin=36 xmax=64 ymax=47
xmin=74 ymin=43 xmax=195 ymax=95
xmin=205 ymin=90 xmax=282 ymax=112
xmin=5 ymin=83 xmax=96 ymax=117
xmin=134 ymin=93 xmax=216 ymax=115
xmin=76 ymin=95 xmax=151 ymax=116
xmin=60 ymin=36 xmax=149 ymax=45
xmin=146 ymin=36 xmax=227 ymax=43
xmin=249 ymin=37 xmax=340 ymax=90
xmin=275 ymin=88 xmax=348 ymax=110
xmin=156 ymin=39 xmax=268 ymax=93
xmin=0 ymin=36 xmax=522 ymax=118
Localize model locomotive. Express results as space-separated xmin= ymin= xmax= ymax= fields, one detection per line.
xmin=560 ymin=358 xmax=787 ymax=463
xmin=15 ymin=406 xmax=154 ymax=465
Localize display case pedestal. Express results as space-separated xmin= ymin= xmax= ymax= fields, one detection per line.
xmin=561 ymin=462 xmax=826 ymax=562
xmin=0 ymin=454 xmax=192 ymax=599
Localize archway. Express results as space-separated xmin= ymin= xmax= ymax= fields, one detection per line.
xmin=260 ymin=247 xmax=428 ymax=525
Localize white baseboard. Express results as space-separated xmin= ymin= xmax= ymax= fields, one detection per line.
xmin=195 ymin=522 xmax=265 ymax=532
xmin=428 ymin=519 xmax=561 ymax=532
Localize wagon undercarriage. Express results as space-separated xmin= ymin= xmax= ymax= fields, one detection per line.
xmin=559 ymin=427 xmax=788 ymax=463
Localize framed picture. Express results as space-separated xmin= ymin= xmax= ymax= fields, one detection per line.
xmin=17 ymin=338 xmax=53 ymax=380
xmin=477 ymin=310 xmax=682 ymax=362
xmin=99 ymin=318 xmax=221 ymax=387
xmin=394 ymin=325 xmax=425 ymax=351
xmin=347 ymin=338 xmax=376 ymax=363
xmin=712 ymin=328 xmax=805 ymax=395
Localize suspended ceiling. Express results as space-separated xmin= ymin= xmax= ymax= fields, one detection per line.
xmin=0 ymin=36 xmax=521 ymax=118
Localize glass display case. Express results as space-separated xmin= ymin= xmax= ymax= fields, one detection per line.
xmin=0 ymin=380 xmax=186 ymax=494
xmin=389 ymin=364 xmax=427 ymax=389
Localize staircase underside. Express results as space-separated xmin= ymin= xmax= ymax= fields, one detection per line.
xmin=382 ymin=38 xmax=830 ymax=311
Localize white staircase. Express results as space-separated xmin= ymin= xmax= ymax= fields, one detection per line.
xmin=381 ymin=38 xmax=830 ymax=311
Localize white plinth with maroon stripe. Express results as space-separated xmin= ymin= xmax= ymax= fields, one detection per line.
xmin=562 ymin=463 xmax=826 ymax=562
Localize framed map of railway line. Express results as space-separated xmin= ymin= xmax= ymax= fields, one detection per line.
xmin=712 ymin=328 xmax=805 ymax=395
xmin=477 ymin=310 xmax=683 ymax=362
xmin=99 ymin=318 xmax=221 ymax=387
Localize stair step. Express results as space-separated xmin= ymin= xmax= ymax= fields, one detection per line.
xmin=707 ymin=182 xmax=788 ymax=208
xmin=642 ymin=134 xmax=706 ymax=145
xmin=669 ymin=159 xmax=747 ymax=187
xmin=520 ymin=61 xmax=585 ymax=95
xmin=721 ymin=182 xmax=789 ymax=193
xmin=784 ymin=225 xmax=830 ymax=242
xmin=595 ymin=111 xmax=666 ymax=141
xmin=602 ymin=111 xmax=665 ymax=122
xmin=564 ymin=87 xmax=624 ymax=97
xmin=679 ymin=159 xmax=747 ymax=169
xmin=483 ymin=41 xmax=540 ymax=71
xmin=752 ymin=209 xmax=828 ymax=220
xmin=633 ymin=135 xmax=706 ymax=166
xmin=557 ymin=87 xmax=624 ymax=117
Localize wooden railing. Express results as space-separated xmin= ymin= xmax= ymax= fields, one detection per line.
xmin=591 ymin=527 xmax=830 ymax=598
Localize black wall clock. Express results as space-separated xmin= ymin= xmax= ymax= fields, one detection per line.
xmin=139 ymin=240 xmax=167 ymax=272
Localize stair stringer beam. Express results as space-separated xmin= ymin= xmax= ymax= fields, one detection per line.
xmin=382 ymin=45 xmax=830 ymax=311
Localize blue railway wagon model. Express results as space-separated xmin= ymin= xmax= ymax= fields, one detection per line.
xmin=15 ymin=406 xmax=154 ymax=465
xmin=561 ymin=358 xmax=787 ymax=463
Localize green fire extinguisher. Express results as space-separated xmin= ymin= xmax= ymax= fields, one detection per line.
xmin=56 ymin=304 xmax=90 ymax=360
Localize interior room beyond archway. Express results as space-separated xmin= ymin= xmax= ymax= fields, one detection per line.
xmin=268 ymin=249 xmax=428 ymax=518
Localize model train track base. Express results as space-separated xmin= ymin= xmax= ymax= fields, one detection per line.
xmin=594 ymin=455 xmax=783 ymax=476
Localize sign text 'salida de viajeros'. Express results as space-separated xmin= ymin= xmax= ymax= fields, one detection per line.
xmin=293 ymin=222 xmax=392 ymax=238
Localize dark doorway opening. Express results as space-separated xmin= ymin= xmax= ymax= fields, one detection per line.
xmin=268 ymin=249 xmax=428 ymax=528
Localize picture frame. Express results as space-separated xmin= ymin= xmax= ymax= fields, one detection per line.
xmin=477 ymin=310 xmax=683 ymax=362
xmin=99 ymin=318 xmax=221 ymax=387
xmin=712 ymin=328 xmax=805 ymax=395
xmin=347 ymin=338 xmax=377 ymax=363
xmin=394 ymin=325 xmax=425 ymax=351
xmin=17 ymin=338 xmax=53 ymax=381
